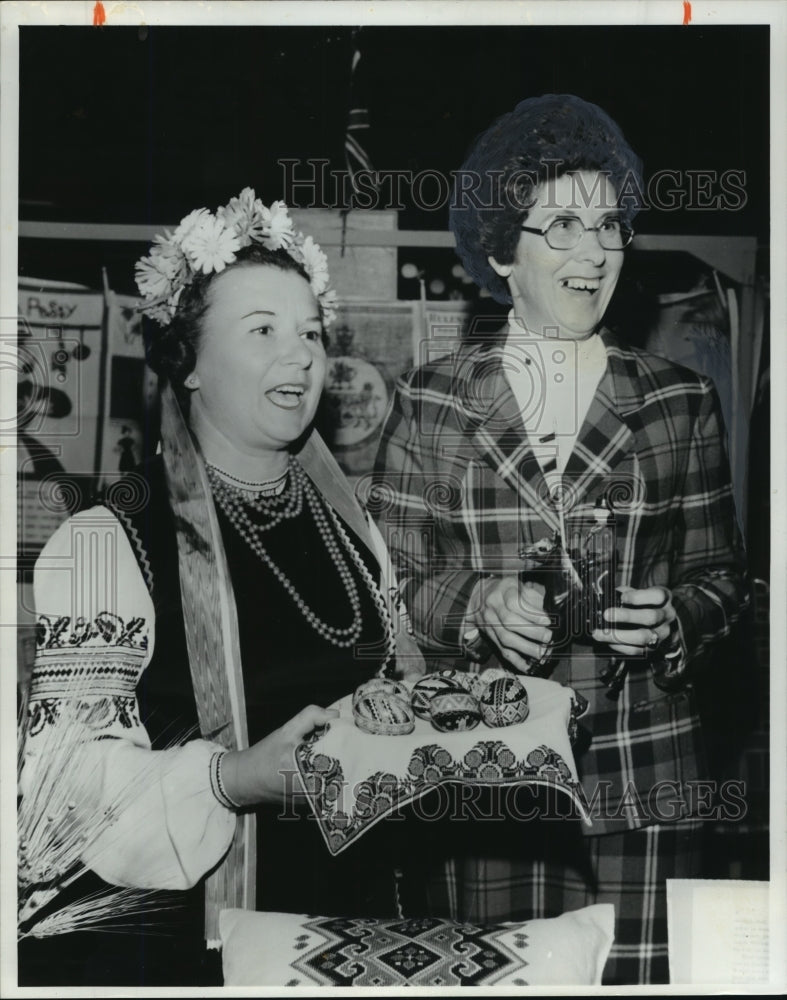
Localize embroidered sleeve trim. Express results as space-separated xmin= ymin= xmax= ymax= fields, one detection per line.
xmin=26 ymin=695 xmax=140 ymax=737
xmin=36 ymin=612 xmax=148 ymax=652
xmin=29 ymin=651 xmax=146 ymax=701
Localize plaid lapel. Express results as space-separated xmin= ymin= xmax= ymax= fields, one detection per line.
xmin=561 ymin=330 xmax=642 ymax=514
xmin=458 ymin=343 xmax=563 ymax=537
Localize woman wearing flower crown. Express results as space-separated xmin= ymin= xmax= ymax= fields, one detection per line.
xmin=18 ymin=190 xmax=425 ymax=986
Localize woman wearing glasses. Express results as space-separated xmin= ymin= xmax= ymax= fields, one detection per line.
xmin=373 ymin=95 xmax=748 ymax=984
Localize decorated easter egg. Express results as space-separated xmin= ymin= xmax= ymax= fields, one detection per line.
xmin=352 ymin=676 xmax=410 ymax=708
xmin=411 ymin=673 xmax=466 ymax=719
xmin=479 ymin=676 xmax=529 ymax=728
xmin=429 ymin=691 xmax=482 ymax=732
xmin=478 ymin=666 xmax=516 ymax=685
xmin=353 ymin=692 xmax=416 ymax=736
xmin=436 ymin=668 xmax=485 ymax=699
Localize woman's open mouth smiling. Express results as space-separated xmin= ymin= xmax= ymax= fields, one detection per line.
xmin=559 ymin=277 xmax=601 ymax=294
xmin=266 ymin=383 xmax=308 ymax=409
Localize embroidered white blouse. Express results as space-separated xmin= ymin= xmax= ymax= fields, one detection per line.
xmin=21 ymin=504 xmax=236 ymax=890
xmin=21 ymin=499 xmax=412 ymax=894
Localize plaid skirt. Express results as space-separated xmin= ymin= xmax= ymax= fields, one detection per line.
xmin=414 ymin=811 xmax=704 ymax=986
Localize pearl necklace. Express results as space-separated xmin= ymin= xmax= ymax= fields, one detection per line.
xmin=207 ymin=458 xmax=303 ymax=530
xmin=206 ymin=462 xmax=289 ymax=497
xmin=210 ymin=460 xmax=396 ymax=671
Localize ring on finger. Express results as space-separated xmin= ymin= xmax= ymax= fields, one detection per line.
xmin=646 ymin=628 xmax=660 ymax=649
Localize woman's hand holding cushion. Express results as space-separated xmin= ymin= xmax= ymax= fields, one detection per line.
xmin=220 ymin=705 xmax=339 ymax=807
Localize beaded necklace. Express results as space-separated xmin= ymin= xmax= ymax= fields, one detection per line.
xmin=206 ymin=463 xmax=289 ymax=497
xmin=207 ymin=459 xmax=303 ymax=529
xmin=208 ymin=459 xmax=396 ymax=672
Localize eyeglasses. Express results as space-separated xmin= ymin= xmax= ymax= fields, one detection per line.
xmin=520 ymin=216 xmax=634 ymax=251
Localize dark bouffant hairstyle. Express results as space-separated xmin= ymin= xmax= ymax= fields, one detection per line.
xmin=144 ymin=243 xmax=312 ymax=398
xmin=449 ymin=94 xmax=643 ymax=305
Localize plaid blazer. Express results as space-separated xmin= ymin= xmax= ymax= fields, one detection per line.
xmin=371 ymin=328 xmax=749 ymax=834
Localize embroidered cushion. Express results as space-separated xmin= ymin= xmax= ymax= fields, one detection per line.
xmin=297 ymin=675 xmax=589 ymax=856
xmin=220 ymin=905 xmax=615 ymax=986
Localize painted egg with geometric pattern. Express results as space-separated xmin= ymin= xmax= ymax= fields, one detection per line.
xmin=410 ymin=673 xmax=466 ymax=719
xmin=353 ymin=692 xmax=416 ymax=736
xmin=478 ymin=666 xmax=517 ymax=686
xmin=479 ymin=676 xmax=529 ymax=728
xmin=429 ymin=690 xmax=482 ymax=732
xmin=435 ymin=668 xmax=486 ymax=699
xmin=352 ymin=676 xmax=410 ymax=708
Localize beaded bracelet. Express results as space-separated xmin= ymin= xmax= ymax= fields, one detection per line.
xmin=209 ymin=750 xmax=241 ymax=810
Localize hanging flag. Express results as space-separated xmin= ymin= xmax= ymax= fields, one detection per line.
xmin=344 ymin=31 xmax=379 ymax=203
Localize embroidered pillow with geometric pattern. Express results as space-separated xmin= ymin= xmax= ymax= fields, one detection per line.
xmin=220 ymin=905 xmax=615 ymax=986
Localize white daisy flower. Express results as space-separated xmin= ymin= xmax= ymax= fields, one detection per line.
xmin=299 ymin=235 xmax=330 ymax=295
xmin=173 ymin=207 xmax=211 ymax=244
xmin=217 ymin=187 xmax=265 ymax=246
xmin=219 ymin=187 xmax=256 ymax=222
xmin=320 ymin=288 xmax=339 ymax=328
xmin=151 ymin=232 xmax=189 ymax=282
xmin=180 ymin=216 xmax=241 ymax=274
xmin=143 ymin=300 xmax=174 ymax=326
xmin=287 ymin=235 xmax=305 ymax=266
xmin=261 ymin=200 xmax=296 ymax=250
xmin=135 ymin=255 xmax=173 ymax=300
xmin=167 ymin=285 xmax=184 ymax=315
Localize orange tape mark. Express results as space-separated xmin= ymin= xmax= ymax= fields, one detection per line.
xmin=682 ymin=1 xmax=692 ymax=24
xmin=93 ymin=2 xmax=106 ymax=26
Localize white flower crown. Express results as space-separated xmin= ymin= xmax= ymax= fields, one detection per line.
xmin=135 ymin=188 xmax=338 ymax=327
